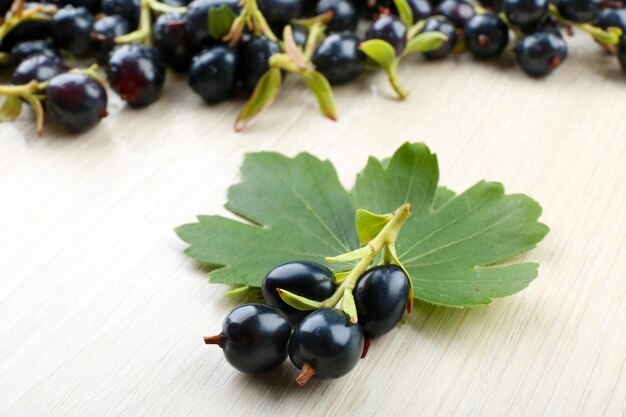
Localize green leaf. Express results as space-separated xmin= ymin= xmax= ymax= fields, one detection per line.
xmin=208 ymin=4 xmax=237 ymax=40
xmin=359 ymin=39 xmax=397 ymax=69
xmin=355 ymin=208 xmax=392 ymax=245
xmin=358 ymin=39 xmax=408 ymax=100
xmin=235 ymin=67 xmax=281 ymax=131
xmin=352 ymin=143 xmax=549 ymax=307
xmin=0 ymin=96 xmax=22 ymax=122
xmin=176 ymin=151 xmax=359 ymax=287
xmin=277 ymin=288 xmax=323 ymax=311
xmin=301 ymin=70 xmax=337 ymax=121
xmin=404 ymin=31 xmax=448 ymax=55
xmin=393 ymin=0 xmax=414 ymax=28
xmin=176 ymin=143 xmax=549 ymax=308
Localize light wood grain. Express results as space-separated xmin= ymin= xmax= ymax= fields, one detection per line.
xmin=1 ymin=33 xmax=625 ymax=417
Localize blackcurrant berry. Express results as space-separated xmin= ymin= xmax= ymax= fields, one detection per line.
xmin=106 ymin=43 xmax=166 ymax=107
xmin=100 ymin=0 xmax=140 ymax=28
xmin=464 ymin=13 xmax=509 ymax=58
xmin=52 ymin=6 xmax=94 ymax=56
xmin=405 ymin=0 xmax=433 ymax=21
xmin=60 ymin=0 xmax=100 ymax=14
xmin=257 ymin=0 xmax=304 ymax=25
xmin=153 ymin=13 xmax=198 ymax=72
xmin=436 ymin=0 xmax=476 ymax=28
xmin=204 ymin=304 xmax=292 ymax=374
xmin=46 ymin=73 xmax=108 ymax=132
xmin=503 ymin=0 xmax=549 ymax=29
xmin=365 ymin=14 xmax=407 ymax=55
xmin=478 ymin=0 xmax=503 ymax=11
xmin=353 ymin=265 xmax=409 ymax=338
xmin=238 ymin=35 xmax=280 ymax=93
xmin=315 ymin=0 xmax=359 ymax=32
xmin=312 ymin=31 xmax=365 ymax=85
xmin=11 ymin=54 xmax=64 ymax=84
xmin=291 ymin=24 xmax=308 ymax=47
xmin=10 ymin=40 xmax=60 ymax=67
xmin=516 ymin=30 xmax=567 ymax=77
xmin=288 ymin=308 xmax=364 ymax=386
xmin=261 ymin=261 xmax=336 ymax=322
xmin=556 ymin=0 xmax=600 ymax=24
xmin=1 ymin=3 xmax=54 ymax=51
xmin=92 ymin=15 xmax=130 ymax=64
xmin=597 ymin=8 xmax=626 ymax=32
xmin=185 ymin=0 xmax=240 ymax=46
xmin=421 ymin=16 xmax=457 ymax=59
xmin=188 ymin=46 xmax=238 ymax=103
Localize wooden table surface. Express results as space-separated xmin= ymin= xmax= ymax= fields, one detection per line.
xmin=1 ymin=33 xmax=625 ymax=417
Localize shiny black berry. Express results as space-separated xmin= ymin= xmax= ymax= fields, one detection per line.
xmin=556 ymin=0 xmax=600 ymax=24
xmin=478 ymin=0 xmax=503 ymax=11
xmin=188 ymin=46 xmax=238 ymax=103
xmin=46 ymin=73 xmax=108 ymax=132
xmin=315 ymin=0 xmax=359 ymax=32
xmin=257 ymin=0 xmax=304 ymax=25
xmin=353 ymin=265 xmax=409 ymax=338
xmin=365 ymin=14 xmax=407 ymax=55
xmin=52 ymin=6 xmax=94 ymax=55
xmin=436 ymin=0 xmax=476 ymax=28
xmin=185 ymin=0 xmax=240 ymax=46
xmin=312 ymin=31 xmax=365 ymax=85
xmin=1 ymin=3 xmax=54 ymax=51
xmin=597 ymin=8 xmax=626 ymax=32
xmin=11 ymin=54 xmax=64 ymax=84
xmin=503 ymin=0 xmax=549 ymax=29
xmin=464 ymin=13 xmax=509 ymax=58
xmin=106 ymin=43 xmax=166 ymax=107
xmin=238 ymin=35 xmax=280 ymax=93
xmin=153 ymin=13 xmax=198 ymax=72
xmin=92 ymin=15 xmax=130 ymax=63
xmin=405 ymin=0 xmax=432 ymax=21
xmin=288 ymin=308 xmax=364 ymax=385
xmin=100 ymin=0 xmax=140 ymax=27
xmin=60 ymin=0 xmax=100 ymax=14
xmin=204 ymin=304 xmax=292 ymax=374
xmin=10 ymin=40 xmax=60 ymax=67
xmin=516 ymin=30 xmax=567 ymax=77
xmin=262 ymin=261 xmax=336 ymax=322
xmin=421 ymin=16 xmax=457 ymax=59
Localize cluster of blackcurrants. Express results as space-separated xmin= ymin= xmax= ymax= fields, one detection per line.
xmin=204 ymin=261 xmax=410 ymax=385
xmin=1 ymin=0 xmax=626 ymax=133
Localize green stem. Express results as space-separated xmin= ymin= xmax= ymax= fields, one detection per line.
xmin=0 ymin=2 xmax=56 ymax=42
xmin=321 ymin=203 xmax=413 ymax=313
xmin=387 ymin=64 xmax=409 ymax=100
xmin=115 ymin=0 xmax=152 ymax=45
xmin=547 ymin=4 xmax=622 ymax=46
xmin=148 ymin=0 xmax=187 ymax=14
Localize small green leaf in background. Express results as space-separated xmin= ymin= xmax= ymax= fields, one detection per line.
xmin=235 ymin=67 xmax=281 ymax=131
xmin=208 ymin=5 xmax=237 ymax=40
xmin=359 ymin=39 xmax=397 ymax=70
xmin=393 ymin=0 xmax=414 ymax=29
xmin=176 ymin=143 xmax=549 ymax=308
xmin=0 ymin=96 xmax=23 ymax=122
xmin=404 ymin=31 xmax=448 ymax=55
xmin=301 ymin=70 xmax=337 ymax=121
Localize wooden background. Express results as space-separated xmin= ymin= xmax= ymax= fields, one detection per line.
xmin=1 ymin=33 xmax=624 ymax=417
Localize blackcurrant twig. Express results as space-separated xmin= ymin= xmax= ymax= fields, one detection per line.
xmin=0 ymin=0 xmax=56 ymax=42
xmin=278 ymin=203 xmax=413 ymax=323
xmin=115 ymin=0 xmax=153 ymax=45
xmin=223 ymin=0 xmax=276 ymax=46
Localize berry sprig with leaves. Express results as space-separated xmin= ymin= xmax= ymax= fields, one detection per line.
xmin=2 ymin=0 xmax=626 ymax=134
xmin=177 ymin=142 xmax=549 ymax=384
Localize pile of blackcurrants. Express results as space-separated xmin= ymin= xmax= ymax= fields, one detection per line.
xmin=204 ymin=261 xmax=410 ymax=385
xmin=0 ymin=0 xmax=625 ymax=133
